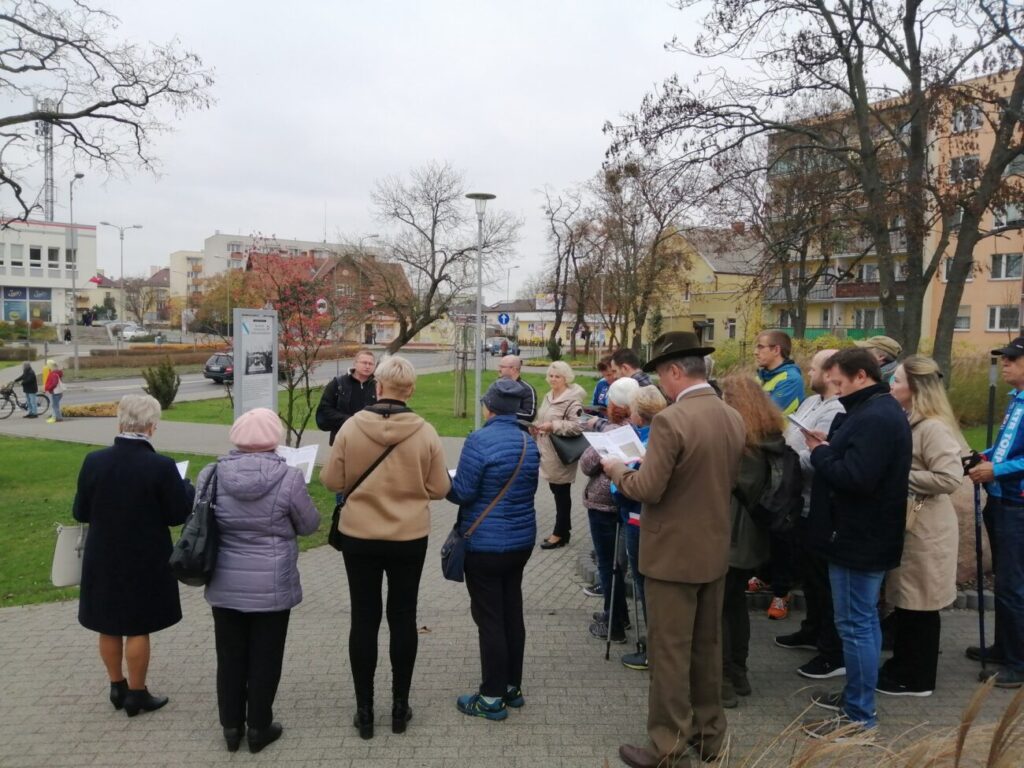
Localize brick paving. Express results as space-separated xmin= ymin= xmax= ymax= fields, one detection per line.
xmin=0 ymin=418 xmax=1017 ymax=767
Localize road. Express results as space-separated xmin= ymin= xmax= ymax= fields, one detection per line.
xmin=57 ymin=348 xmax=541 ymax=406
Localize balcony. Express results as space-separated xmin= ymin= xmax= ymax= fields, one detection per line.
xmin=763 ymin=283 xmax=836 ymax=303
xmin=835 ymin=280 xmax=906 ymax=299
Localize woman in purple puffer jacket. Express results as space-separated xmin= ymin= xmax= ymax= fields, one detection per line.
xmin=195 ymin=408 xmax=320 ymax=755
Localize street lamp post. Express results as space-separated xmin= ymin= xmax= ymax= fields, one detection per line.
xmin=99 ymin=221 xmax=142 ymax=356
xmin=465 ymin=192 xmax=495 ymax=431
xmin=68 ymin=172 xmax=84 ymax=375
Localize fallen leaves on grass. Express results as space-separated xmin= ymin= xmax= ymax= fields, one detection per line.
xmin=62 ymin=402 xmax=118 ymax=417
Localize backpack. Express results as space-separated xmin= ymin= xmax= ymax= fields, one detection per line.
xmin=743 ymin=444 xmax=803 ymax=534
xmin=169 ymin=467 xmax=219 ymax=586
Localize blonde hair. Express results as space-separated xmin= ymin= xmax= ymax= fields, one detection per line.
xmin=900 ymin=355 xmax=960 ymax=434
xmin=374 ymin=355 xmax=416 ymax=399
xmin=547 ymin=360 xmax=575 ymax=384
xmin=719 ymin=375 xmax=785 ymax=448
xmin=631 ymin=385 xmax=668 ymax=423
xmin=118 ymin=394 xmax=162 ymax=433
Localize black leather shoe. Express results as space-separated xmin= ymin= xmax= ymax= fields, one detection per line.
xmin=392 ymin=699 xmax=412 ymax=734
xmin=223 ymin=727 xmax=243 ymax=752
xmin=966 ymin=644 xmax=1006 ymax=664
xmin=247 ymin=722 xmax=282 ymax=754
xmin=353 ymin=704 xmax=374 ymax=740
xmin=539 ymin=535 xmax=569 ymax=550
xmin=123 ymin=688 xmax=168 ymax=717
xmin=109 ymin=679 xmax=128 ymax=710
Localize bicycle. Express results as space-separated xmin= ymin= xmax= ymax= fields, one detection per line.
xmin=0 ymin=385 xmax=50 ymax=419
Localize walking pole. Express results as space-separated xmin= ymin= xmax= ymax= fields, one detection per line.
xmin=630 ymin=544 xmax=644 ymax=658
xmin=606 ymin=517 xmax=622 ymax=661
xmin=976 ymin=355 xmax=998 ymax=680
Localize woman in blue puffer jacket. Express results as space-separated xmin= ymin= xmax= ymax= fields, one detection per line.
xmin=447 ymin=378 xmax=540 ymax=721
xmin=196 ymin=408 xmax=320 ymax=755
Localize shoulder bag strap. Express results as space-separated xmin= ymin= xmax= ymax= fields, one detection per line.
xmin=348 ymin=444 xmax=397 ymax=497
xmin=464 ymin=434 xmax=528 ymax=539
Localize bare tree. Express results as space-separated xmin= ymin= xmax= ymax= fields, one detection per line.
xmin=365 ymin=162 xmax=521 ymax=354
xmin=541 ymin=187 xmax=586 ymax=355
xmin=0 ymin=1 xmax=214 ymax=220
xmin=608 ymin=0 xmax=1024 ymax=378
xmin=122 ymin=277 xmax=156 ymax=326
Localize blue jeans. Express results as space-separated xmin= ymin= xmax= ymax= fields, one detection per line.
xmin=993 ymin=500 xmax=1024 ymax=672
xmin=623 ymin=519 xmax=646 ymax=627
xmin=50 ymin=392 xmax=63 ymax=421
xmin=829 ymin=564 xmax=884 ymax=726
xmin=587 ymin=509 xmax=628 ymax=631
xmin=25 ymin=392 xmax=37 ymax=416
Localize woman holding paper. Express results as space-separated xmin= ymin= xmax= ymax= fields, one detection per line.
xmin=73 ymin=395 xmax=194 ymax=719
xmin=197 ymin=407 xmax=320 ymax=753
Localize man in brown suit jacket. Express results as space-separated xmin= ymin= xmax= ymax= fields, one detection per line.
xmin=603 ymin=333 xmax=746 ymax=768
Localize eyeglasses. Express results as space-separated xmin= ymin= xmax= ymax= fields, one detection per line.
xmin=754 ymin=344 xmax=776 ymax=350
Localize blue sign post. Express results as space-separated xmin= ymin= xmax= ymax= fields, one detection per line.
xmin=498 ymin=312 xmax=510 ymax=326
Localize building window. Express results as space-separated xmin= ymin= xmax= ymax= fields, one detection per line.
xmin=726 ymin=317 xmax=736 ymax=339
xmin=949 ymin=207 xmax=964 ymax=230
xmin=779 ymin=309 xmax=792 ymax=327
xmin=954 ymin=305 xmax=971 ymax=331
xmin=821 ymin=307 xmax=832 ymax=327
xmin=1004 ymin=155 xmax=1024 ymax=178
xmin=10 ymin=244 xmax=23 ymax=267
xmin=950 ymin=155 xmax=980 ymax=183
xmin=952 ymin=105 xmax=983 ymax=134
xmin=857 ymin=264 xmax=879 ymax=283
xmin=705 ymin=318 xmax=715 ymax=341
xmin=66 ymin=248 xmax=77 ymax=268
xmin=47 ymin=247 xmax=60 ymax=266
xmin=29 ymin=246 xmax=41 ymax=267
xmin=989 ymin=306 xmax=1019 ymax=331
xmin=855 ymin=308 xmax=877 ymax=329
xmin=991 ymin=253 xmax=1023 ymax=280
xmin=943 ymin=257 xmax=974 ymax=282
xmin=995 ymin=203 xmax=1024 ymax=229
xmin=0 ymin=243 xmax=5 ymax=266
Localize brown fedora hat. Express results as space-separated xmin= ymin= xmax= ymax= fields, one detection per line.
xmin=643 ymin=332 xmax=716 ymax=372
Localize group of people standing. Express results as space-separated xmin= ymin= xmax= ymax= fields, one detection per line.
xmin=68 ymin=333 xmax=1024 ymax=765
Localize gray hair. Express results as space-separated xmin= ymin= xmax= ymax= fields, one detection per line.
xmin=661 ymin=355 xmax=707 ymax=380
xmin=118 ymin=394 xmax=162 ymax=433
xmin=547 ymin=360 xmax=575 ymax=384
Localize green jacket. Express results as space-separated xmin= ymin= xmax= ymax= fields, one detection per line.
xmin=729 ymin=436 xmax=785 ymax=570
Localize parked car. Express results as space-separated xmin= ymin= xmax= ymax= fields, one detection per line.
xmin=484 ymin=336 xmax=520 ymax=356
xmin=203 ymin=352 xmax=235 ymax=384
xmin=120 ymin=325 xmax=150 ymax=341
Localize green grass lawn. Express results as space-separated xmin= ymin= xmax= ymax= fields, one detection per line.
xmin=0 ymin=435 xmax=339 ymax=608
xmin=165 ymin=370 xmax=597 ymax=437
xmin=67 ymin=363 xmax=205 ymax=382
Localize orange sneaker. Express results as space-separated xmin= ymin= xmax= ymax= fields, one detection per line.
xmin=767 ymin=595 xmax=791 ymax=620
xmin=746 ymin=577 xmax=771 ymax=595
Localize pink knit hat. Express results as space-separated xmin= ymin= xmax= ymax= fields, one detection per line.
xmin=229 ymin=408 xmax=283 ymax=452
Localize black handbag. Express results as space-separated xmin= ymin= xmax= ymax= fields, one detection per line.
xmin=169 ymin=468 xmax=219 ymax=587
xmin=328 ymin=444 xmax=397 ymax=551
xmin=550 ymin=432 xmax=588 ymax=464
xmin=442 ymin=436 xmax=528 ymax=582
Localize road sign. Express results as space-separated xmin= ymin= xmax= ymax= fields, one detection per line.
xmin=315 ymin=298 xmax=328 ymax=315
xmin=498 ymin=312 xmax=510 ymax=326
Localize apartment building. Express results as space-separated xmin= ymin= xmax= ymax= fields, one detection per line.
xmin=762 ymin=71 xmax=1024 ymax=346
xmin=0 ymin=219 xmax=97 ymax=325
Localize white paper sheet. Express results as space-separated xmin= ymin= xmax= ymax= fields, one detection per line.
xmin=448 ymin=469 xmax=457 ymax=479
xmin=582 ymin=426 xmax=646 ymax=462
xmin=275 ymin=444 xmax=319 ymax=484
xmin=176 ymin=461 xmax=189 ymax=479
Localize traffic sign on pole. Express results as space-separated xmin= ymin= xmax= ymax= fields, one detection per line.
xmin=498 ymin=312 xmax=510 ymax=326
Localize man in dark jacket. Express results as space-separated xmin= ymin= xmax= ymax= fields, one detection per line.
xmin=498 ymin=355 xmax=536 ymax=429
xmin=610 ymin=348 xmax=653 ymax=386
xmin=315 ymin=349 xmax=378 ymax=445
xmin=801 ymin=347 xmax=912 ymax=739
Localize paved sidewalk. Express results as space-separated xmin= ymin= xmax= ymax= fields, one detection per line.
xmin=0 ymin=421 xmax=1017 ymax=767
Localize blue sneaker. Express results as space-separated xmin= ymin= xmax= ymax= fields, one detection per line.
xmin=504 ymin=686 xmax=525 ymax=708
xmin=456 ymin=693 xmax=508 ymax=721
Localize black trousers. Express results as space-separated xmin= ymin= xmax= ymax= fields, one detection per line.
xmin=722 ymin=567 xmax=753 ymax=677
xmin=465 ymin=548 xmax=532 ymax=698
xmin=340 ymin=534 xmax=427 ymax=705
xmin=796 ymin=527 xmax=843 ymax=665
xmin=883 ymin=607 xmax=941 ymax=690
xmin=550 ymin=483 xmax=572 ymax=538
xmin=212 ymin=607 xmax=291 ymax=730
xmin=984 ymin=500 xmax=1002 ymax=647
xmin=768 ymin=529 xmax=796 ymax=598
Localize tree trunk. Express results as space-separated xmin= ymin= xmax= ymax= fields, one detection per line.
xmin=933 ymin=221 xmax=984 ymax=381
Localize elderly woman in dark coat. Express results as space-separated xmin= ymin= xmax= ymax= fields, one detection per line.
xmin=197 ymin=408 xmax=320 ymax=753
xmin=73 ymin=394 xmax=194 ymax=718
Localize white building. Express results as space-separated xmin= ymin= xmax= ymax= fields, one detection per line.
xmin=0 ymin=219 xmax=97 ymax=324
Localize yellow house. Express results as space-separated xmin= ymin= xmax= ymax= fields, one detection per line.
xmin=658 ymin=227 xmax=763 ymax=344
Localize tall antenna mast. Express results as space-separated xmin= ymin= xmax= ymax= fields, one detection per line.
xmin=34 ymin=98 xmax=56 ymax=221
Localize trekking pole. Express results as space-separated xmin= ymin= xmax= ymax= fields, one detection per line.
xmin=606 ymin=517 xmax=622 ymax=661
xmin=975 ymin=355 xmax=998 ymax=680
xmin=630 ymin=548 xmax=644 ymax=657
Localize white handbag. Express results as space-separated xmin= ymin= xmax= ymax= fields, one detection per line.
xmin=51 ymin=524 xmax=87 ymax=587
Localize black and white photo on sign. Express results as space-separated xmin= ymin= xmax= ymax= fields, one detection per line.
xmin=245 ymin=350 xmax=272 ymax=375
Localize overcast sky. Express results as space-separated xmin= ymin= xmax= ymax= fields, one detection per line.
xmin=52 ymin=0 xmax=700 ymax=302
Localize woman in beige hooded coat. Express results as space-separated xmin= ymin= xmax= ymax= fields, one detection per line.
xmin=530 ymin=361 xmax=585 ymax=549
